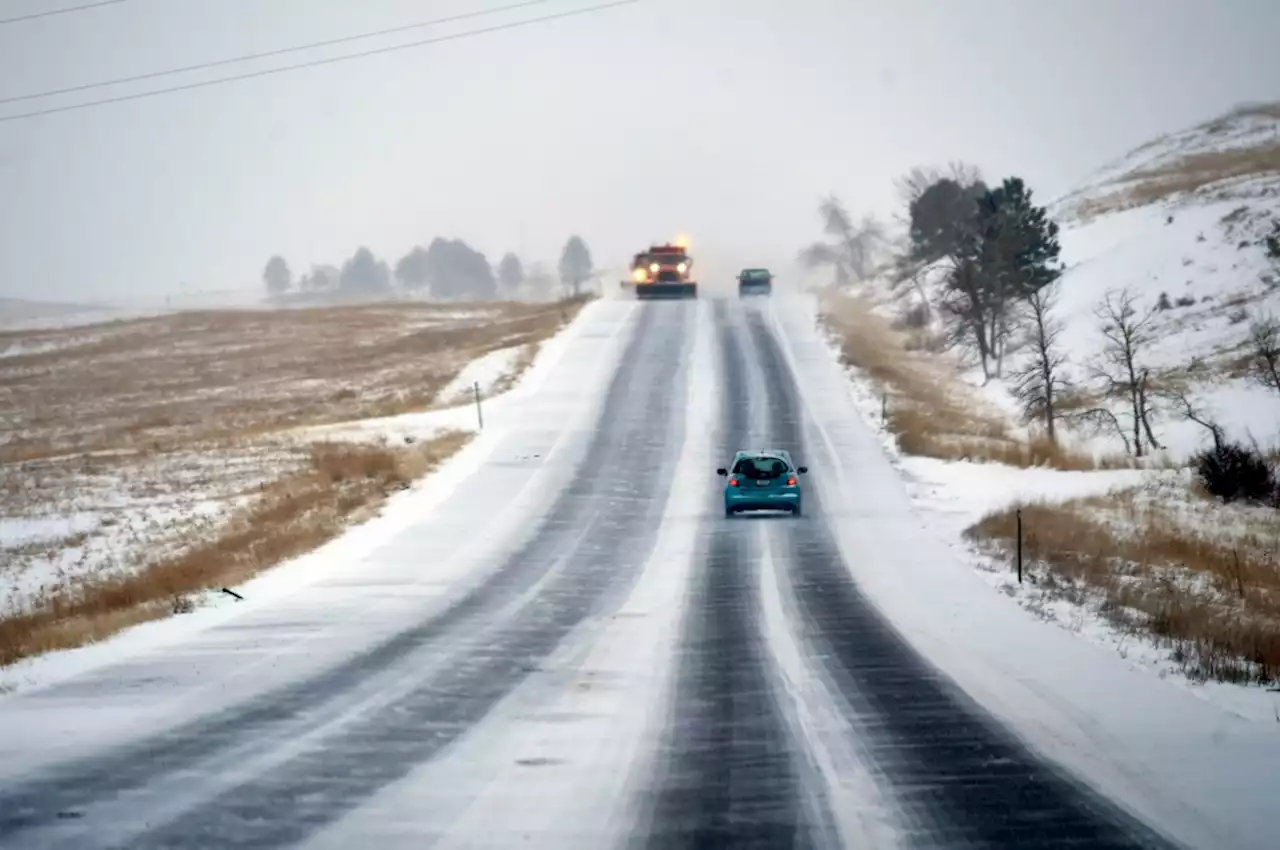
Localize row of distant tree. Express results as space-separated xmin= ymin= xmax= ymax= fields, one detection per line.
xmin=263 ymin=235 xmax=595 ymax=301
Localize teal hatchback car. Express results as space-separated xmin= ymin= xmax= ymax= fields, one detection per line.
xmin=717 ymin=449 xmax=807 ymax=517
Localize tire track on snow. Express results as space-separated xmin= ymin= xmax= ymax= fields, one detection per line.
xmin=742 ymin=305 xmax=1180 ymax=849
xmin=0 ymin=302 xmax=692 ymax=849
xmin=638 ymin=299 xmax=825 ymax=850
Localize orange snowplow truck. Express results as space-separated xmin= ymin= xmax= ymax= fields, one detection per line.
xmin=624 ymin=243 xmax=697 ymax=300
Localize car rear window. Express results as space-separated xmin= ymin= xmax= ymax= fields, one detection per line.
xmin=733 ymin=456 xmax=789 ymax=478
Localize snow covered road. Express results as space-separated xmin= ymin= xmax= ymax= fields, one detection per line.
xmin=0 ymin=295 xmax=1268 ymax=848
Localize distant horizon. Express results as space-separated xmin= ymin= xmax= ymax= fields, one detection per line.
xmin=2 ymin=83 xmax=1272 ymax=314
xmin=4 ymin=0 xmax=1278 ymax=303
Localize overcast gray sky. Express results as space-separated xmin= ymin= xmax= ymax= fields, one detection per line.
xmin=1 ymin=0 xmax=1278 ymax=304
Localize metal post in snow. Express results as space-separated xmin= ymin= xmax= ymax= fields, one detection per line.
xmin=1013 ymin=506 xmax=1024 ymax=581
xmin=474 ymin=381 xmax=483 ymax=430
xmin=881 ymin=391 xmax=887 ymax=424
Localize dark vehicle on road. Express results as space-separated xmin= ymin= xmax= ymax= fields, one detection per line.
xmin=737 ymin=268 xmax=773 ymax=297
xmin=717 ymin=448 xmax=806 ymax=516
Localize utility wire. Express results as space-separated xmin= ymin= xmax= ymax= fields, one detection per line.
xmin=0 ymin=0 xmax=126 ymax=26
xmin=1 ymin=0 xmax=556 ymax=106
xmin=0 ymin=0 xmax=639 ymax=124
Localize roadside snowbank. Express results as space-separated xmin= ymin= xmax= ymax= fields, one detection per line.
xmin=434 ymin=344 xmax=527 ymax=405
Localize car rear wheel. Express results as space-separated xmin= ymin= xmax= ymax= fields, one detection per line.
xmin=725 ymin=506 xmax=735 ymax=517
xmin=792 ymin=504 xmax=802 ymax=517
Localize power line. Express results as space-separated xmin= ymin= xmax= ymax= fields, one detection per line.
xmin=1 ymin=0 xmax=557 ymax=106
xmin=0 ymin=0 xmax=639 ymax=124
xmin=0 ymin=0 xmax=127 ymax=26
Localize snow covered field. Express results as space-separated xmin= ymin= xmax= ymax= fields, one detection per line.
xmin=0 ymin=297 xmax=586 ymax=662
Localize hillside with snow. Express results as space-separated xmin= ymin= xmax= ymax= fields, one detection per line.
xmin=818 ymin=102 xmax=1280 ymax=706
xmin=1046 ymin=102 xmax=1280 ymax=458
xmin=857 ymin=102 xmax=1280 ymax=462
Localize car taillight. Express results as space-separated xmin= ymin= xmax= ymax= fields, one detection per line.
xmin=786 ymin=476 xmax=797 ymax=486
xmin=728 ymin=477 xmax=739 ymax=487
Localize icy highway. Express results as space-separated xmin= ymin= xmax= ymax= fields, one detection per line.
xmin=0 ymin=296 xmax=1220 ymax=848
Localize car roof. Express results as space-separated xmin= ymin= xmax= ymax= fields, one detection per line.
xmin=732 ymin=449 xmax=793 ymax=462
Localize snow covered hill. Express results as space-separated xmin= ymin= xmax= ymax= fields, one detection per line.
xmin=1047 ymin=102 xmax=1280 ymax=457
xmin=851 ymin=101 xmax=1280 ymax=461
xmin=1056 ymin=101 xmax=1280 ymax=223
xmin=820 ymin=102 xmax=1280 ymax=708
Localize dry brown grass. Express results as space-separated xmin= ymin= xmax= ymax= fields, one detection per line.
xmin=0 ymin=431 xmax=471 ymax=667
xmin=0 ymin=297 xmax=588 ymax=462
xmin=967 ymin=486 xmax=1280 ymax=684
xmin=0 ymin=296 xmax=589 ymax=666
xmin=820 ymin=292 xmax=1113 ymax=470
xmin=1073 ymin=140 xmax=1280 ymax=219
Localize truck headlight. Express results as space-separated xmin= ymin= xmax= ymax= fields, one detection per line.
xmin=676 ymin=262 xmax=687 ymax=274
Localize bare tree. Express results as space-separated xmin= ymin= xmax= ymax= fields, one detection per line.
xmin=1070 ymin=406 xmax=1133 ymax=456
xmin=1081 ymin=288 xmax=1164 ymax=457
xmin=1009 ymin=281 xmax=1070 ymax=443
xmin=886 ymin=254 xmax=940 ymax=324
xmin=1160 ymin=386 xmax=1225 ymax=451
xmin=798 ymin=242 xmax=848 ymax=286
xmin=800 ymin=195 xmax=887 ymax=285
xmin=1244 ymin=313 xmax=1280 ymax=395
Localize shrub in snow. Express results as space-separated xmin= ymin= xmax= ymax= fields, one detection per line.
xmin=893 ymin=301 xmax=931 ymax=329
xmin=1265 ymin=220 xmax=1280 ymax=261
xmin=1192 ymin=440 xmax=1277 ymax=505
xmin=1156 ymin=292 xmax=1173 ymax=311
xmin=1244 ymin=314 xmax=1280 ymax=396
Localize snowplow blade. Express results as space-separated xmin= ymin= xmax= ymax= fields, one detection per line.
xmin=635 ymin=282 xmax=697 ymax=300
